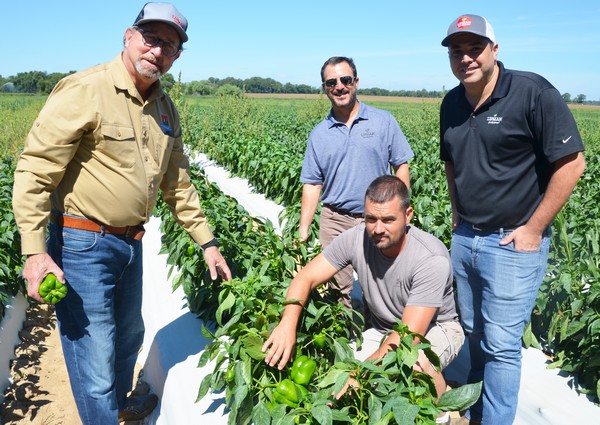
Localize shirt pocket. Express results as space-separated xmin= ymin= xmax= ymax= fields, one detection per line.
xmin=151 ymin=130 xmax=175 ymax=173
xmin=99 ymin=123 xmax=136 ymax=168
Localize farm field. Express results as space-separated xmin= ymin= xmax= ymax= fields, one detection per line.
xmin=1 ymin=92 xmax=599 ymax=423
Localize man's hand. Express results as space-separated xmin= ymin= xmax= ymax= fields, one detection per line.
xmin=23 ymin=253 xmax=64 ymax=303
xmin=203 ymin=246 xmax=232 ymax=281
xmin=298 ymin=226 xmax=309 ymax=243
xmin=299 ymin=184 xmax=322 ymax=243
xmin=261 ymin=318 xmax=298 ymax=370
xmin=499 ymin=224 xmax=542 ymax=251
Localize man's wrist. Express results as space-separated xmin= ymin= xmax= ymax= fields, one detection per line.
xmin=201 ymin=238 xmax=219 ymax=250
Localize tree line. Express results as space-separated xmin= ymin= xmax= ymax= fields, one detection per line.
xmin=0 ymin=71 xmax=593 ymax=104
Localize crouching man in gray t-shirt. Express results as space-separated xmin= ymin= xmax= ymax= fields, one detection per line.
xmin=263 ymin=175 xmax=464 ymax=417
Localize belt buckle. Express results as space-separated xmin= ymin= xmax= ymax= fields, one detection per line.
xmin=125 ymin=225 xmax=145 ymax=240
xmin=472 ymin=224 xmax=483 ymax=231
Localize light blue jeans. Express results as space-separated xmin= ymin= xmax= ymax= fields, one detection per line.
xmin=48 ymin=222 xmax=145 ymax=425
xmin=451 ymin=222 xmax=550 ymax=425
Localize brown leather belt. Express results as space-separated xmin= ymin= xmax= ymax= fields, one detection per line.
xmin=51 ymin=213 xmax=145 ymax=240
xmin=323 ymin=204 xmax=363 ymax=219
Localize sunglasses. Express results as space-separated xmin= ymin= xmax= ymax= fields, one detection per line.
xmin=134 ymin=26 xmax=181 ymax=58
xmin=323 ymin=75 xmax=355 ymax=89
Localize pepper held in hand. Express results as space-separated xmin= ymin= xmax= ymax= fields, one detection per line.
xmin=38 ymin=273 xmax=68 ymax=304
xmin=290 ymin=355 xmax=316 ymax=385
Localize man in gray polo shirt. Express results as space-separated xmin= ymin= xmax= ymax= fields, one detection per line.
xmin=299 ymin=56 xmax=414 ymax=307
xmin=265 ymin=176 xmax=463 ymax=424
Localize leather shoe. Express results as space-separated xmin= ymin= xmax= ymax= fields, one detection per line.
xmin=118 ymin=393 xmax=158 ymax=422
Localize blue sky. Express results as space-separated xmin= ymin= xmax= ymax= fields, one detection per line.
xmin=4 ymin=1 xmax=600 ymax=100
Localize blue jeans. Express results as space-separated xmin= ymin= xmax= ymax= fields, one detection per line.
xmin=48 ymin=222 xmax=145 ymax=425
xmin=451 ymin=223 xmax=550 ymax=425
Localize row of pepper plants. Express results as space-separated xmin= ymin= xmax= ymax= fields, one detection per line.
xmin=0 ymin=158 xmax=25 ymax=318
xmin=154 ymin=159 xmax=480 ymax=424
xmin=177 ymin=93 xmax=600 ymax=402
xmin=0 ymin=94 xmax=44 ymax=320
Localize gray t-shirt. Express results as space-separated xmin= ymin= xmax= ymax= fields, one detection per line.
xmin=323 ymin=224 xmax=458 ymax=333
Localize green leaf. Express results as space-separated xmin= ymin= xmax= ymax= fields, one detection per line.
xmin=437 ymin=381 xmax=482 ymax=411
xmin=311 ymin=404 xmax=333 ymax=425
xmin=316 ymin=367 xmax=347 ymax=389
xmin=522 ymin=322 xmax=542 ymax=349
xmin=385 ymin=397 xmax=420 ymax=425
xmin=368 ymin=393 xmax=383 ymax=424
xmin=252 ymin=400 xmax=271 ymax=425
xmin=241 ymin=334 xmax=267 ymax=361
xmin=216 ymin=290 xmax=236 ymax=325
xmin=195 ymin=372 xmax=213 ymax=402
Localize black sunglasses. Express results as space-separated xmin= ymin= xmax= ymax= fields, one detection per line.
xmin=133 ymin=26 xmax=181 ymax=58
xmin=323 ymin=75 xmax=355 ymax=89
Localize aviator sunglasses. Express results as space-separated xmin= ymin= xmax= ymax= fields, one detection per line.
xmin=323 ymin=75 xmax=355 ymax=89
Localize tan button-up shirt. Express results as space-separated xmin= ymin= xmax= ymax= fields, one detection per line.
xmin=13 ymin=54 xmax=214 ymax=255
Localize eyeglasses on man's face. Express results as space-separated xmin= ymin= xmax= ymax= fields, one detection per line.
xmin=133 ymin=26 xmax=181 ymax=58
xmin=323 ymin=75 xmax=355 ymax=89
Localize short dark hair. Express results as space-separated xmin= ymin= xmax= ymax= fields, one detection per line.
xmin=320 ymin=56 xmax=357 ymax=82
xmin=365 ymin=175 xmax=410 ymax=210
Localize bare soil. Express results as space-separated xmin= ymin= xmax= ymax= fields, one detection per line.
xmin=0 ymin=303 xmax=79 ymax=425
xmin=0 ymin=304 xmax=143 ymax=425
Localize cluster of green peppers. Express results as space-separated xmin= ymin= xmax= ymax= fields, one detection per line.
xmin=273 ymin=355 xmax=317 ymax=408
xmin=38 ymin=273 xmax=68 ymax=304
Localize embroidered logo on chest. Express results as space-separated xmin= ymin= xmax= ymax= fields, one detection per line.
xmin=361 ymin=128 xmax=376 ymax=138
xmin=486 ymin=114 xmax=503 ymax=125
xmin=160 ymin=114 xmax=173 ymax=136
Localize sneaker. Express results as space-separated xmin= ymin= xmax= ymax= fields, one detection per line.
xmin=436 ymin=412 xmax=451 ymax=424
xmin=118 ymin=393 xmax=159 ymax=422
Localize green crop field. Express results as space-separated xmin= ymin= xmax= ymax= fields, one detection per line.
xmin=1 ymin=92 xmax=599 ymax=419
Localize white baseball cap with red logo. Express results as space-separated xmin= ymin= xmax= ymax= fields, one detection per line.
xmin=441 ymin=14 xmax=496 ymax=47
xmin=134 ymin=2 xmax=189 ymax=43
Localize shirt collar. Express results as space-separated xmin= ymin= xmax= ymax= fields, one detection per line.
xmin=112 ymin=54 xmax=164 ymax=103
xmin=325 ymin=100 xmax=368 ymax=127
xmin=456 ymin=60 xmax=511 ymax=110
xmin=490 ymin=61 xmax=511 ymax=101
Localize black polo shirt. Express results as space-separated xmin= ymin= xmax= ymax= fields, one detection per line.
xmin=440 ymin=61 xmax=584 ymax=228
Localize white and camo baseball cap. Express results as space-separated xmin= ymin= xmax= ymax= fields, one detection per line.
xmin=441 ymin=14 xmax=496 ymax=47
xmin=134 ymin=2 xmax=188 ymax=43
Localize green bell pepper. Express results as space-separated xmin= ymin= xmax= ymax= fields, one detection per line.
xmin=291 ymin=355 xmax=316 ymax=385
xmin=38 ymin=273 xmax=68 ymax=304
xmin=273 ymin=378 xmax=308 ymax=408
xmin=313 ymin=332 xmax=327 ymax=349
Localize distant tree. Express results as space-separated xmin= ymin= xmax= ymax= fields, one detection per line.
xmin=296 ymin=84 xmax=318 ymax=94
xmin=160 ymin=73 xmax=176 ymax=91
xmin=574 ymin=94 xmax=586 ymax=104
xmin=562 ymin=92 xmax=572 ymax=103
xmin=39 ymin=72 xmax=71 ymax=94
xmin=283 ymin=82 xmax=298 ymax=94
xmin=13 ymin=71 xmax=49 ymax=93
xmin=216 ymin=84 xmax=243 ymax=97
xmin=186 ymin=80 xmax=215 ymax=95
xmin=220 ymin=77 xmax=243 ymax=88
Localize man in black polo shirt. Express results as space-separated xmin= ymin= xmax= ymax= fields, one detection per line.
xmin=439 ymin=14 xmax=586 ymax=425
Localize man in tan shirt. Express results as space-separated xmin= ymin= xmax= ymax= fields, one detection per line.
xmin=12 ymin=3 xmax=230 ymax=424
